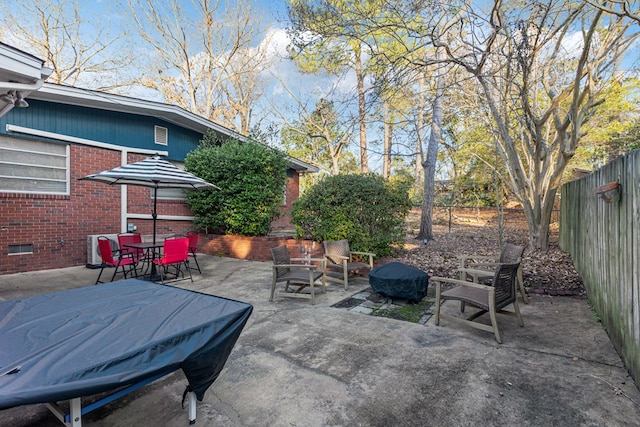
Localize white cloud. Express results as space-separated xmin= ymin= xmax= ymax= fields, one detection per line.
xmin=261 ymin=27 xmax=291 ymax=59
xmin=559 ymin=31 xmax=585 ymax=59
xmin=260 ymin=28 xmax=367 ymax=100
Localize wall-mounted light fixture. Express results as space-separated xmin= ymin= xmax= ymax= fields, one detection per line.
xmin=0 ymin=90 xmax=29 ymax=108
xmin=15 ymin=91 xmax=29 ymax=108
xmin=0 ymin=91 xmax=13 ymax=103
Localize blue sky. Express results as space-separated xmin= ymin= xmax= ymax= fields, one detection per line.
xmin=2 ymin=0 xmax=347 ymax=126
xmin=7 ymin=0 xmax=638 ymax=175
xmin=257 ymin=0 xmax=290 ymax=24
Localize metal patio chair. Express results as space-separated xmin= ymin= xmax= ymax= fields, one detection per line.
xmin=187 ymin=232 xmax=201 ymax=274
xmin=153 ymin=237 xmax=192 ymax=284
xmin=95 ymin=236 xmax=138 ymax=284
xmin=117 ymin=232 xmax=151 ymax=275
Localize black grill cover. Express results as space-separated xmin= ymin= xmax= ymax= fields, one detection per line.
xmin=0 ymin=279 xmax=252 ymax=409
xmin=369 ymin=262 xmax=429 ymax=302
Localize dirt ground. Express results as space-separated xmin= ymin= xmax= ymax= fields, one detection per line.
xmin=390 ymin=208 xmax=585 ymax=297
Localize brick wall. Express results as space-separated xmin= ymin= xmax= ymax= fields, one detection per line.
xmin=0 ymin=146 xmax=303 ymax=274
xmin=1 ymin=147 xmax=115 ymax=274
xmin=0 ymin=146 xmax=196 ymax=274
xmin=271 ymin=171 xmax=299 ymax=231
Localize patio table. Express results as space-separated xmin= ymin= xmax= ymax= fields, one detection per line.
xmin=123 ymin=241 xmax=164 ymax=280
xmin=0 ymin=279 xmax=253 ymax=426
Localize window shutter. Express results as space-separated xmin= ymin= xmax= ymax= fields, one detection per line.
xmin=154 ymin=126 xmax=168 ymax=145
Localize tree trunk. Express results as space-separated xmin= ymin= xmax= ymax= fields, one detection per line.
xmin=382 ymin=104 xmax=393 ymax=178
xmin=383 ymin=118 xmax=390 ymax=178
xmin=331 ymin=155 xmax=340 ymax=175
xmin=417 ymin=63 xmax=445 ymax=241
xmin=522 ymin=187 xmax=557 ymax=249
xmin=414 ymin=71 xmax=425 ymax=198
xmin=355 ymin=46 xmax=368 ymax=173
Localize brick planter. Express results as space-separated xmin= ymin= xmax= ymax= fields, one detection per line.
xmin=200 ymin=234 xmax=322 ymax=262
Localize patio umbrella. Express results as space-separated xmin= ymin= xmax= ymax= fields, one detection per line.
xmin=80 ymin=155 xmax=219 ymax=244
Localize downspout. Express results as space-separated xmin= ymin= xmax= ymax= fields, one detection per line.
xmin=0 ymin=103 xmax=13 ymax=117
xmin=0 ymin=79 xmax=45 ymax=92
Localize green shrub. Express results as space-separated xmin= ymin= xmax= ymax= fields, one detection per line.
xmin=184 ymin=134 xmax=289 ymax=236
xmin=292 ymin=174 xmax=411 ymax=256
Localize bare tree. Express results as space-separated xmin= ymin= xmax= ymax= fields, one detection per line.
xmin=379 ymin=0 xmax=637 ymax=248
xmin=413 ymin=72 xmax=426 ymax=201
xmin=378 ymin=83 xmax=415 ymax=179
xmin=127 ymin=0 xmax=268 ymax=133
xmin=429 ymin=0 xmax=639 ymax=248
xmin=381 ymin=104 xmax=393 ymax=178
xmin=417 ymin=53 xmax=446 ymax=242
xmin=355 ymin=3 xmax=464 ymax=241
xmin=587 ymin=0 xmax=640 ymax=22
xmin=0 ymin=0 xmax=134 ymax=91
xmin=277 ymin=92 xmax=356 ymax=175
xmin=217 ymin=32 xmax=275 ymax=134
xmin=327 ymin=0 xmax=637 ymax=248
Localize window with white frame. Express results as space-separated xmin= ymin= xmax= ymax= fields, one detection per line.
xmin=8 ymin=244 xmax=34 ymax=255
xmin=0 ymin=135 xmax=69 ymax=194
xmin=154 ymin=161 xmax=188 ymax=200
xmin=155 ymin=187 xmax=188 ymax=200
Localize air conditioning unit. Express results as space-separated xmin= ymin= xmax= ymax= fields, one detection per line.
xmin=87 ymin=234 xmax=119 ymax=266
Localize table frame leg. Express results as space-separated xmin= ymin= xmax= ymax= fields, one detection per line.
xmin=188 ymin=391 xmax=197 ymax=424
xmin=42 ymin=369 xmax=189 ymax=426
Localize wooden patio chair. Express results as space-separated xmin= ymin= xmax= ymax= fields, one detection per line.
xmin=457 ymin=242 xmax=528 ymax=304
xmin=322 ymin=240 xmax=375 ymax=290
xmin=270 ymin=245 xmax=325 ymax=305
xmin=432 ymin=262 xmax=524 ymax=344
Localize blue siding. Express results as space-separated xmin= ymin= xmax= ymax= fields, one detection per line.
xmin=0 ymin=100 xmax=209 ymax=161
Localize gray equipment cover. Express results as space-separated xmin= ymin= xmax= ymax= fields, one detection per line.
xmin=369 ymin=261 xmax=429 ymax=302
xmin=0 ymin=279 xmax=252 ymax=409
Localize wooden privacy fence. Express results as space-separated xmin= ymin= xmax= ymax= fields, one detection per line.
xmin=560 ymin=149 xmax=640 ymax=387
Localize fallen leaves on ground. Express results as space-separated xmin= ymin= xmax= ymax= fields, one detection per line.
xmin=387 ymin=224 xmax=585 ymax=297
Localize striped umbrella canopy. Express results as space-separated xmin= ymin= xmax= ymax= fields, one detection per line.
xmin=81 ymin=155 xmax=219 ymax=244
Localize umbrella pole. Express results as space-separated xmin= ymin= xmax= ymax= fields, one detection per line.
xmin=152 ymin=188 xmax=158 ymax=245
xmin=149 ymin=189 xmax=159 ymax=280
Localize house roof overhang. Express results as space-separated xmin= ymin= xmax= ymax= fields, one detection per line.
xmin=31 ymin=83 xmax=246 ymax=139
xmin=288 ymin=157 xmax=319 ymax=173
xmin=29 ymin=83 xmax=319 ymax=173
xmin=0 ymin=42 xmax=52 ymax=117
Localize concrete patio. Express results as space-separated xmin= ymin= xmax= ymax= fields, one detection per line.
xmin=1 ymin=255 xmax=639 ymax=426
